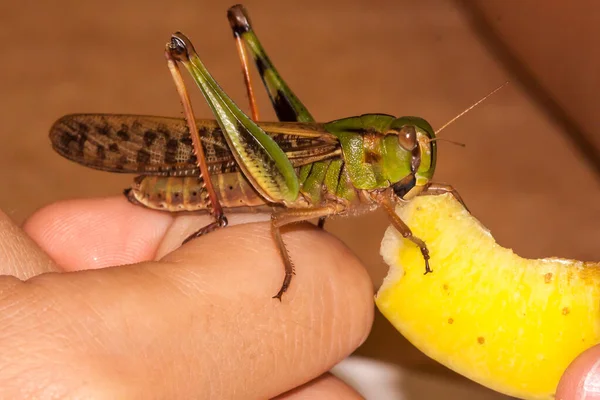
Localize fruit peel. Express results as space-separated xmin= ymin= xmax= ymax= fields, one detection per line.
xmin=376 ymin=193 xmax=600 ymax=399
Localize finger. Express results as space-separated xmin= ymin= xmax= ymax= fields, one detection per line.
xmin=23 ymin=197 xmax=174 ymax=270
xmin=556 ymin=345 xmax=600 ymax=399
xmin=274 ymin=373 xmax=364 ymax=400
xmin=154 ymin=210 xmax=271 ymax=259
xmin=0 ymin=209 xmax=58 ymax=278
xmin=23 ymin=196 xmax=272 ymax=270
xmin=3 ymin=222 xmax=374 ymax=399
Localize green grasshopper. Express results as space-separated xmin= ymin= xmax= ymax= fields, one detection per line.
xmin=50 ymin=4 xmax=499 ymax=300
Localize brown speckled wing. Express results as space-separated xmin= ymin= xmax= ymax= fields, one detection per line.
xmin=49 ymin=114 xmax=238 ymax=176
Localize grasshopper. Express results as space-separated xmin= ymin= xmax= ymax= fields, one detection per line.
xmin=50 ymin=4 xmax=498 ymax=300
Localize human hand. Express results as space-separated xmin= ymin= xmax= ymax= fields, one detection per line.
xmin=0 ymin=196 xmax=373 ymax=399
xmin=557 ymin=345 xmax=600 ymax=400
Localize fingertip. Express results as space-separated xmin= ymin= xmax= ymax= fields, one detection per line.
xmin=164 ymin=222 xmax=374 ymax=331
xmin=24 ymin=197 xmax=174 ymax=270
xmin=300 ymin=227 xmax=375 ymax=347
xmin=155 ymin=222 xmax=374 ymax=396
xmin=275 ymin=373 xmax=363 ymax=399
xmin=556 ymin=345 xmax=600 ymax=400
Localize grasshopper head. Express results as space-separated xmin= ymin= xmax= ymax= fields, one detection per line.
xmin=386 ymin=116 xmax=437 ymax=200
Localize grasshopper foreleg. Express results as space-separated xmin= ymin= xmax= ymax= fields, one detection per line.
xmin=271 ymin=207 xmax=337 ymax=300
xmin=420 ymin=183 xmax=469 ymax=212
xmin=380 ymin=199 xmax=432 ymax=275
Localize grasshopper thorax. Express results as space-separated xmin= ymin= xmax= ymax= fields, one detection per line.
xmin=324 ymin=114 xmax=437 ymax=201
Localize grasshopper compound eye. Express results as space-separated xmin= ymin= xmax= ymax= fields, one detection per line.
xmin=397 ymin=125 xmax=417 ymax=151
xmin=386 ymin=117 xmax=426 ymax=151
xmin=385 ymin=124 xmax=417 ymax=150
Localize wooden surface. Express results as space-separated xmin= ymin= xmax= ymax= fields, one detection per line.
xmin=0 ymin=0 xmax=598 ymax=398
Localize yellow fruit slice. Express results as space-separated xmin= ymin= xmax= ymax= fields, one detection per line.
xmin=376 ymin=193 xmax=600 ymax=400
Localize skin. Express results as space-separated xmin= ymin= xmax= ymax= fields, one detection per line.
xmin=0 ymin=196 xmax=373 ymax=399
xmin=557 ymin=346 xmax=600 ymax=400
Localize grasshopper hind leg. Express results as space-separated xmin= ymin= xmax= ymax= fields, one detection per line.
xmin=183 ymin=215 xmax=229 ymax=244
xmin=227 ymin=4 xmax=315 ymax=124
xmin=229 ymin=7 xmax=261 ymax=122
xmin=317 ymin=217 xmax=327 ymax=229
xmin=227 ymin=5 xmax=328 ymax=233
xmin=165 ymin=41 xmax=229 ymax=243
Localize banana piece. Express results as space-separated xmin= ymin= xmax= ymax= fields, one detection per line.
xmin=376 ymin=193 xmax=600 ymax=399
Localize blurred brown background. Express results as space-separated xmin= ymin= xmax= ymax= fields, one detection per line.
xmin=1 ymin=0 xmax=598 ymax=398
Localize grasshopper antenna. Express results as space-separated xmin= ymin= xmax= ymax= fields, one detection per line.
xmin=427 ymin=137 xmax=466 ymax=147
xmin=436 ymin=81 xmax=509 ymax=135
